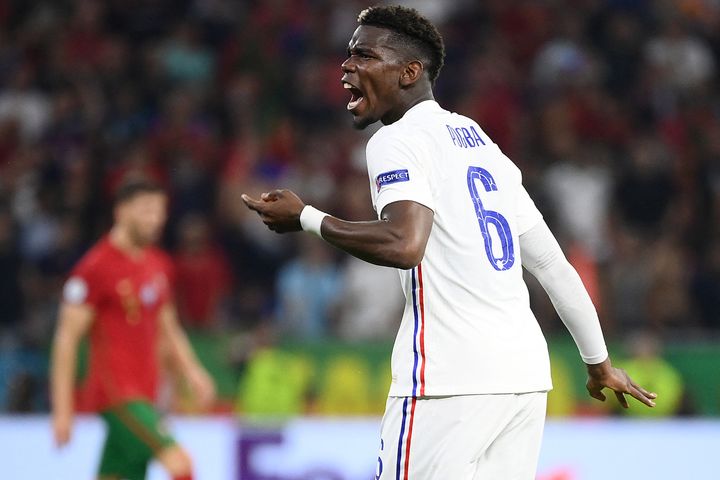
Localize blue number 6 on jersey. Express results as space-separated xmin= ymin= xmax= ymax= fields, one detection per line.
xmin=466 ymin=166 xmax=515 ymax=271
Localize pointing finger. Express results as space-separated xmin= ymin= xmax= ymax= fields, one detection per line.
xmin=628 ymin=385 xmax=657 ymax=408
xmin=631 ymin=381 xmax=657 ymax=400
xmin=241 ymin=194 xmax=265 ymax=212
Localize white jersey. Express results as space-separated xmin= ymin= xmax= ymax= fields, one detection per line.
xmin=366 ymin=100 xmax=552 ymax=396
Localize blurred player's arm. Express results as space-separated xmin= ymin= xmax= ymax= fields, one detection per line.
xmin=51 ymin=302 xmax=94 ymax=447
xmin=159 ymin=303 xmax=216 ymax=410
xmin=520 ymin=220 xmax=657 ymax=408
xmin=242 ymin=190 xmax=433 ymax=269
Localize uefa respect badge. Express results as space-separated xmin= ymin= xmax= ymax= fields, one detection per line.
xmin=376 ymin=169 xmax=410 ymax=192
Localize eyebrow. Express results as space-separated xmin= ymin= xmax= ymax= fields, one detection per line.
xmin=347 ymin=45 xmax=375 ymax=55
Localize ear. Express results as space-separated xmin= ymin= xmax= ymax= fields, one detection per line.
xmin=399 ymin=60 xmax=424 ymax=87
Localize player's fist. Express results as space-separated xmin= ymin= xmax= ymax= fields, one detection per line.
xmin=53 ymin=412 xmax=73 ymax=447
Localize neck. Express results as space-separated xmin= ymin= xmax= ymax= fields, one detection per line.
xmin=109 ymin=226 xmax=144 ymax=258
xmin=382 ymin=89 xmax=435 ymax=126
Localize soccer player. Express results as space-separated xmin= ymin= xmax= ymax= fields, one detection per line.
xmin=51 ymin=180 xmax=215 ymax=480
xmin=242 ymin=5 xmax=657 ymax=479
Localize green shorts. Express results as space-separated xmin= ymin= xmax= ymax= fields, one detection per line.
xmin=98 ymin=400 xmax=176 ymax=480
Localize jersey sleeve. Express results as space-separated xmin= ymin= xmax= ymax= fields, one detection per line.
xmin=366 ymin=129 xmax=435 ymax=217
xmin=520 ymin=220 xmax=608 ymax=364
xmin=62 ymin=259 xmax=102 ymax=308
xmin=515 ymin=184 xmax=543 ymax=235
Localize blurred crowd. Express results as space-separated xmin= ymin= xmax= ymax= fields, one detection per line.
xmin=0 ymin=0 xmax=719 ymax=414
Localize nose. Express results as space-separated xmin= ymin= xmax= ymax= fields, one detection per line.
xmin=341 ymin=57 xmax=355 ymax=73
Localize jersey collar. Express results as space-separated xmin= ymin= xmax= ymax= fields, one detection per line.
xmin=400 ymin=100 xmax=443 ymax=121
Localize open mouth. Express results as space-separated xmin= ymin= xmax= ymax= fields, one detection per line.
xmin=343 ymin=82 xmax=365 ymax=111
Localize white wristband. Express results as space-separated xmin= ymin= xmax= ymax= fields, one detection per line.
xmin=300 ymin=205 xmax=328 ymax=237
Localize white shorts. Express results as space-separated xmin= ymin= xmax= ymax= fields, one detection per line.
xmin=375 ymin=392 xmax=547 ymax=480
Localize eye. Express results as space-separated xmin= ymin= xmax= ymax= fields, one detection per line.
xmin=347 ymin=49 xmax=372 ymax=59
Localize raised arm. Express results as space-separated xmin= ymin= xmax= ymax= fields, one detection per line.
xmin=51 ymin=303 xmax=94 ymax=447
xmin=159 ymin=303 xmax=216 ymax=410
xmin=242 ymin=190 xmax=433 ymax=270
xmin=520 ymin=220 xmax=657 ymax=408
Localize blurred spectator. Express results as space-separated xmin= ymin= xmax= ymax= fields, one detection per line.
xmin=620 ymin=332 xmax=685 ymax=417
xmin=35 ymin=213 xmax=85 ymax=277
xmin=613 ymin=137 xmax=676 ymax=235
xmin=645 ymin=18 xmax=715 ymax=92
xmin=646 ymin=239 xmax=693 ymax=331
xmin=541 ymin=121 xmax=613 ymax=259
xmin=606 ymin=229 xmax=654 ymax=331
xmin=60 ymin=0 xmax=109 ymax=71
xmin=17 ymin=185 xmax=61 ymax=265
xmin=275 ymin=237 xmax=342 ymax=340
xmin=237 ymin=347 xmax=313 ymax=416
xmin=173 ymin=213 xmax=232 ymax=329
xmin=0 ymin=64 xmax=50 ymax=143
xmin=317 ymin=355 xmax=373 ymax=415
xmin=335 ymin=257 xmax=403 ymax=342
xmin=532 ymin=11 xmax=600 ymax=89
xmin=599 ymin=12 xmax=644 ymax=99
xmin=158 ymin=21 xmax=216 ymax=87
xmin=236 ymin=324 xmax=313 ymax=417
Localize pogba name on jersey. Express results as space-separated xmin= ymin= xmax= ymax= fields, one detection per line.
xmin=446 ymin=124 xmax=486 ymax=148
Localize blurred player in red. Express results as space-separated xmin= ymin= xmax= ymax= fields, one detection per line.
xmin=51 ymin=179 xmax=215 ymax=480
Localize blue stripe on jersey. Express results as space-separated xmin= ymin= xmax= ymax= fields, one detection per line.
xmin=395 ymin=397 xmax=409 ymax=480
xmin=410 ymin=267 xmax=420 ymax=397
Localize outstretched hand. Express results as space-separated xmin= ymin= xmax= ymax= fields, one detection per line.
xmin=586 ymin=358 xmax=657 ymax=408
xmin=241 ymin=189 xmax=305 ymax=233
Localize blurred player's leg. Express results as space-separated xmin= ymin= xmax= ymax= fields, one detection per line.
xmin=99 ymin=401 xmax=190 ymax=480
xmin=99 ymin=407 xmax=153 ymax=480
xmin=472 ymin=392 xmax=547 ymax=480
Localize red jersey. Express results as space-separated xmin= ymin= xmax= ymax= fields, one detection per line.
xmin=63 ymin=236 xmax=174 ymax=411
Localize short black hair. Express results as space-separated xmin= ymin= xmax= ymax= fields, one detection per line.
xmin=114 ymin=178 xmax=165 ymax=206
xmin=358 ymin=5 xmax=445 ymax=85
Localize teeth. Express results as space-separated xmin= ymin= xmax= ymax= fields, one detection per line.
xmin=343 ymin=82 xmax=364 ymax=110
xmin=347 ymin=96 xmax=363 ymax=110
xmin=343 ymin=82 xmax=363 ymax=110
